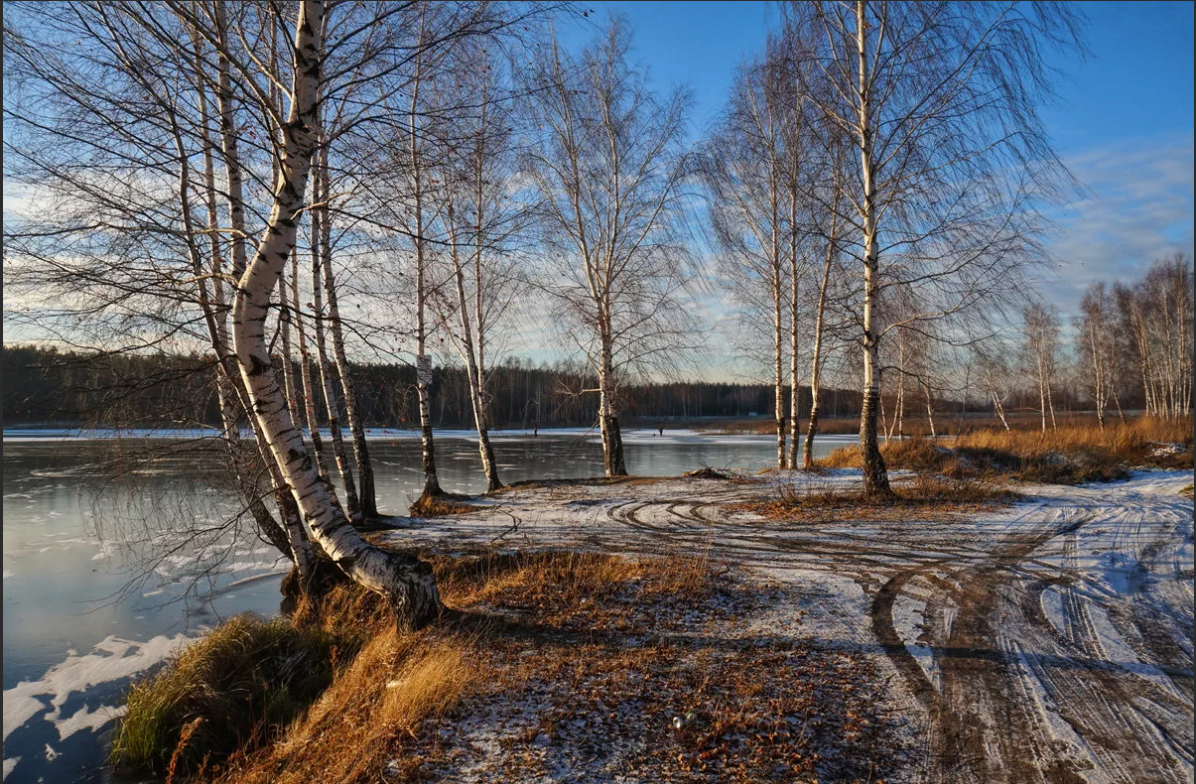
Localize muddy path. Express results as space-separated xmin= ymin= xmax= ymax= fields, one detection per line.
xmin=383 ymin=470 xmax=1195 ymax=784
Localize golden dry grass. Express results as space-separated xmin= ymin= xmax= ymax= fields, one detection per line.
xmin=817 ymin=416 xmax=1192 ymax=484
xmin=406 ymin=494 xmax=477 ymax=517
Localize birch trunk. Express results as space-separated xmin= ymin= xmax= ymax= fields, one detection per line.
xmin=317 ymin=160 xmax=377 ymax=517
xmin=184 ymin=33 xmax=314 ymax=581
xmin=310 ymin=157 xmax=360 ymax=518
xmin=773 ymin=260 xmax=787 ymax=470
xmin=444 ymin=202 xmax=502 ymax=491
xmin=922 ymin=377 xmax=937 ymax=439
xmin=803 ymin=200 xmax=837 ymax=470
xmin=599 ymin=328 xmax=627 ymax=477
xmin=409 ymin=45 xmax=442 ymax=499
xmin=992 ymin=390 xmax=1011 ymax=430
xmin=856 ymin=0 xmax=890 ymax=496
xmin=291 ymin=252 xmax=330 ymax=480
xmin=788 ymin=268 xmax=801 ymax=469
xmin=231 ymin=0 xmax=439 ymax=629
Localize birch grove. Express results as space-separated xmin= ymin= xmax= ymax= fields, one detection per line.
xmin=783 ymin=0 xmax=1081 ymax=495
xmin=8 ymin=0 xmax=1193 ymax=636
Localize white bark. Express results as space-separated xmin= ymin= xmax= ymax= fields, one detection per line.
xmin=231 ymin=0 xmax=439 ymax=629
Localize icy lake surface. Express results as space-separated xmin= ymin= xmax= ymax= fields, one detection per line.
xmin=2 ymin=428 xmax=853 ymax=783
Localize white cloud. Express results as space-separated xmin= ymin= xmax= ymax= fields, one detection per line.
xmin=1040 ymin=132 xmax=1194 ymax=318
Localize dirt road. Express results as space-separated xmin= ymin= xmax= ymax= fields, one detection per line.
xmin=383 ymin=470 xmax=1195 ymax=784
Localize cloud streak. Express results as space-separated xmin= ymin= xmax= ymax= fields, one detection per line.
xmin=1040 ymin=132 xmax=1194 ymax=318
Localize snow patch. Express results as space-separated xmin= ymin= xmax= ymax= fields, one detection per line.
xmin=3 ymin=634 xmax=192 ymax=742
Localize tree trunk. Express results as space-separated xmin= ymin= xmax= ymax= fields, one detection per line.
xmin=773 ymin=262 xmax=786 ymax=470
xmin=599 ymin=331 xmax=627 ymax=477
xmin=922 ymin=376 xmax=937 ymax=439
xmin=230 ymin=0 xmax=439 ymax=630
xmin=409 ymin=43 xmax=442 ymax=500
xmin=856 ymin=0 xmax=890 ymax=497
xmin=310 ymin=160 xmax=360 ymax=518
xmin=317 ymin=161 xmax=378 ymax=517
xmin=992 ymin=389 xmax=1011 ymax=430
xmin=291 ymin=252 xmax=331 ymax=480
xmin=788 ymin=251 xmax=801 ymax=470
xmin=175 ymin=71 xmax=313 ymax=581
xmin=446 ymin=208 xmax=503 ymax=492
xmin=804 ymin=197 xmax=837 ymax=470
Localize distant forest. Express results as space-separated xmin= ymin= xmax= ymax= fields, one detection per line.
xmin=2 ymin=346 xmax=867 ymax=430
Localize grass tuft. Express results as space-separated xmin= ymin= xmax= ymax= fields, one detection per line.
xmin=109 ymin=614 xmax=348 ymax=777
xmin=407 ymin=494 xmax=476 ymax=517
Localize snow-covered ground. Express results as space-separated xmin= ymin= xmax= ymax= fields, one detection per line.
xmin=379 ymin=469 xmax=1195 ymax=784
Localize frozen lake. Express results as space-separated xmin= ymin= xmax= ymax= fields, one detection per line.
xmin=1 ymin=428 xmax=854 ymax=783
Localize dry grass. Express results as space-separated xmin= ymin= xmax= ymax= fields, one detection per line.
xmin=136 ymin=548 xmax=900 ymax=784
xmin=749 ymin=473 xmax=1018 ymax=523
xmin=407 ymin=494 xmax=477 ymax=517
xmin=818 ymin=416 xmax=1192 ymax=485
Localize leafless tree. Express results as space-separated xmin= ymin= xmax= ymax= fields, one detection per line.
xmin=705 ymin=48 xmax=800 ymax=470
xmin=1115 ymin=254 xmax=1193 ymax=420
xmin=1023 ymin=302 xmax=1061 ymax=432
xmin=782 ymin=0 xmax=1082 ymax=495
xmin=520 ymin=19 xmax=696 ymax=477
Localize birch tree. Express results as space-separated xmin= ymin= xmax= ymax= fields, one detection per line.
xmin=426 ymin=43 xmax=524 ymax=492
xmin=1116 ymin=255 xmax=1193 ymax=419
xmin=229 ymin=0 xmax=440 ymax=629
xmin=706 ymin=53 xmax=797 ymax=470
xmin=1023 ymin=302 xmax=1060 ymax=432
xmin=783 ymin=0 xmax=1081 ymax=495
xmin=521 ymin=20 xmax=695 ymax=477
xmin=3 ymin=1 xmax=322 ymax=585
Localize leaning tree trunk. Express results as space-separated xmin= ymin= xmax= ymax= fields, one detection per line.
xmin=922 ymin=376 xmax=937 ymax=439
xmin=804 ymin=201 xmax=837 ymax=470
xmin=230 ymin=0 xmax=439 ymax=630
xmin=174 ymin=91 xmax=314 ymax=581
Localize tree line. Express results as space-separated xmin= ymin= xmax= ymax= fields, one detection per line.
xmin=2 ymin=345 xmax=869 ymax=428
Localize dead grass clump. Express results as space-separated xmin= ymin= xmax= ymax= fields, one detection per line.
xmin=407 ymin=494 xmax=476 ymax=517
xmin=751 ymin=474 xmax=1017 ymax=523
xmin=109 ymin=615 xmax=344 ymax=778
xmin=817 ymin=437 xmax=957 ymax=473
xmin=215 ymin=625 xmax=480 ymax=784
xmin=1181 ymin=484 xmax=1194 ymax=499
xmin=434 ymin=550 xmax=716 ymax=632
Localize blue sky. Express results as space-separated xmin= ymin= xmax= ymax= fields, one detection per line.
xmin=560 ymin=1 xmax=1195 ymax=324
